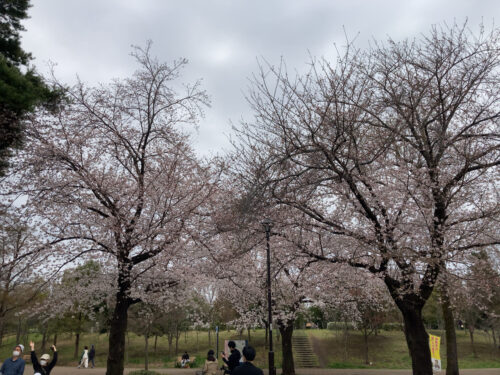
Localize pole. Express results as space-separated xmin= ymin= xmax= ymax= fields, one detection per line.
xmin=216 ymin=326 xmax=219 ymax=359
xmin=265 ymin=224 xmax=276 ymax=375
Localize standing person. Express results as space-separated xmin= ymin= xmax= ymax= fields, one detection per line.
xmin=221 ymin=341 xmax=241 ymax=375
xmin=30 ymin=341 xmax=58 ymax=375
xmin=0 ymin=344 xmax=25 ymax=375
xmin=78 ymin=346 xmax=89 ymax=369
xmin=202 ymin=350 xmax=218 ymax=375
xmin=232 ymin=346 xmax=263 ymax=375
xmin=89 ymin=344 xmax=96 ymax=368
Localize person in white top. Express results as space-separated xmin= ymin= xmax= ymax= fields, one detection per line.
xmin=78 ymin=346 xmax=89 ymax=369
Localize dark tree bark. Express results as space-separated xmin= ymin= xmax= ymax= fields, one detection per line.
xmin=144 ymin=334 xmax=149 ymax=371
xmin=0 ymin=319 xmax=4 ymax=346
xmin=468 ymin=326 xmax=476 ymax=357
xmin=440 ymin=280 xmax=459 ymax=375
xmin=53 ymin=333 xmax=57 ymax=346
xmin=154 ymin=335 xmax=158 ymax=354
xmin=399 ymin=303 xmax=433 ymax=375
xmin=175 ymin=328 xmax=180 ymax=355
xmin=15 ymin=317 xmax=21 ymax=344
xmin=74 ymin=312 xmax=83 ymax=359
xmin=106 ymin=281 xmax=131 ymax=375
xmin=168 ymin=332 xmax=173 ymax=355
xmin=74 ymin=332 xmax=80 ymax=360
xmin=362 ymin=327 xmax=369 ymax=365
xmin=491 ymin=326 xmax=497 ymax=349
xmin=41 ymin=325 xmax=48 ymax=352
xmin=279 ymin=323 xmax=295 ymax=375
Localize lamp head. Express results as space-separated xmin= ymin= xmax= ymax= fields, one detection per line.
xmin=261 ymin=218 xmax=273 ymax=232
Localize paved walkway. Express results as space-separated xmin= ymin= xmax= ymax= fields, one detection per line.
xmin=30 ymin=367 xmax=500 ymax=375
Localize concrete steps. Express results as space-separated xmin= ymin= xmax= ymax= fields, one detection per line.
xmin=293 ymin=332 xmax=319 ymax=368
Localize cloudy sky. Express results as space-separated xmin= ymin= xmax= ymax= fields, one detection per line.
xmin=22 ymin=0 xmax=499 ymax=156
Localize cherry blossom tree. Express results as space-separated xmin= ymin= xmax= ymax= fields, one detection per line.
xmin=450 ymin=249 xmax=500 ymax=356
xmin=6 ymin=42 xmax=215 ymax=375
xmin=0 ymin=206 xmax=47 ymax=344
xmin=205 ymin=206 xmax=386 ymax=375
xmin=235 ymin=23 xmax=500 ymax=375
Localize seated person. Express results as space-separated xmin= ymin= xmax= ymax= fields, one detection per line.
xmin=198 ymin=350 xmax=218 ymax=375
xmin=181 ymin=351 xmax=190 ymax=368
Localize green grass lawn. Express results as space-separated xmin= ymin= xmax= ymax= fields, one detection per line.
xmin=308 ymin=328 xmax=500 ymax=369
xmin=0 ymin=328 xmax=498 ymax=369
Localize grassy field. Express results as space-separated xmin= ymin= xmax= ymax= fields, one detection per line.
xmin=308 ymin=329 xmax=500 ymax=369
xmin=0 ymin=328 xmax=498 ymax=369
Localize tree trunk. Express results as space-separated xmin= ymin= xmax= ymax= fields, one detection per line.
xmin=16 ymin=317 xmax=21 ymax=344
xmin=175 ymin=329 xmax=180 ymax=355
xmin=492 ymin=326 xmax=497 ymax=350
xmin=247 ymin=327 xmax=251 ymax=342
xmin=400 ymin=304 xmax=433 ymax=375
xmin=363 ymin=327 xmax=369 ymax=365
xmin=154 ymin=335 xmax=158 ymax=355
xmin=53 ymin=333 xmax=58 ymax=346
xmin=74 ymin=312 xmax=82 ymax=359
xmin=208 ymin=329 xmax=211 ymax=346
xmin=0 ymin=318 xmax=5 ymax=346
xmin=144 ymin=334 xmax=149 ymax=371
xmin=279 ymin=324 xmax=295 ymax=375
xmin=74 ymin=332 xmax=80 ymax=359
xmin=468 ymin=327 xmax=476 ymax=357
xmin=105 ymin=289 xmax=130 ymax=375
xmin=168 ymin=333 xmax=173 ymax=355
xmin=41 ymin=326 xmax=48 ymax=352
xmin=342 ymin=323 xmax=349 ymax=362
xmin=440 ymin=282 xmax=459 ymax=375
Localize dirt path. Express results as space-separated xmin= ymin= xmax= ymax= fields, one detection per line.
xmin=27 ymin=367 xmax=500 ymax=375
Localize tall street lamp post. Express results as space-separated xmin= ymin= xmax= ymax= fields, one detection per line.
xmin=261 ymin=218 xmax=276 ymax=375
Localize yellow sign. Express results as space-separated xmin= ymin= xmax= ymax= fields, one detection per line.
xmin=429 ymin=334 xmax=441 ymax=371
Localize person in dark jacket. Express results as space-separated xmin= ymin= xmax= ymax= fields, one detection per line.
xmin=221 ymin=341 xmax=241 ymax=374
xmin=89 ymin=345 xmax=96 ymax=368
xmin=30 ymin=341 xmax=57 ymax=375
xmin=181 ymin=351 xmax=190 ymax=367
xmin=0 ymin=344 xmax=25 ymax=375
xmin=232 ymin=346 xmax=263 ymax=375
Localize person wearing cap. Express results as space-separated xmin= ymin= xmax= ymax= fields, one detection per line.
xmin=30 ymin=341 xmax=57 ymax=375
xmin=232 ymin=346 xmax=263 ymax=375
xmin=0 ymin=344 xmax=25 ymax=375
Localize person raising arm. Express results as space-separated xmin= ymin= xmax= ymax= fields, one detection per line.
xmin=30 ymin=341 xmax=58 ymax=375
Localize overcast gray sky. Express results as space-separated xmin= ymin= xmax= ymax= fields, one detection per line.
xmin=22 ymin=0 xmax=499 ymax=156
